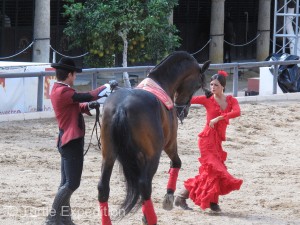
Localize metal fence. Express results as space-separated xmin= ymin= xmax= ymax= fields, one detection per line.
xmin=0 ymin=60 xmax=300 ymax=112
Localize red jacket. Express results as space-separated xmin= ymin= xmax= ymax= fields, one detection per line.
xmin=50 ymin=82 xmax=106 ymax=147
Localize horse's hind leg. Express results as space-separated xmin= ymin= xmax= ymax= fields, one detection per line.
xmin=162 ymin=145 xmax=182 ymax=211
xmin=98 ymin=156 xmax=116 ymax=225
xmin=140 ymin=160 xmax=159 ymax=225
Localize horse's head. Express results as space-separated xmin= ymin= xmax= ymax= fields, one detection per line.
xmin=147 ymin=51 xmax=210 ymax=123
xmin=174 ymin=60 xmax=210 ymax=123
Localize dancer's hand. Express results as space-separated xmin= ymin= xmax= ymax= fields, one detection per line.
xmin=209 ymin=117 xmax=219 ymax=128
xmin=209 ymin=116 xmax=224 ymax=128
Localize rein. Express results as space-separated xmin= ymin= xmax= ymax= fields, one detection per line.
xmin=84 ymin=105 xmax=101 ymax=156
xmin=174 ymin=103 xmax=189 ymax=124
xmin=83 ymin=84 xmax=119 ymax=156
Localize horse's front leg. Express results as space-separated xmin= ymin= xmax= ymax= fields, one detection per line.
xmin=162 ymin=143 xmax=181 ymax=211
xmin=98 ymin=156 xmax=116 ymax=225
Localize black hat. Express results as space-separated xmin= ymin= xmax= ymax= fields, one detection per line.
xmin=51 ymin=57 xmax=82 ymax=73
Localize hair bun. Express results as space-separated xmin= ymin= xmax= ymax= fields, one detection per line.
xmin=218 ymin=70 xmax=228 ymax=77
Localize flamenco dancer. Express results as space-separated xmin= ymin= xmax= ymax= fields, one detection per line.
xmin=175 ymin=70 xmax=243 ymax=212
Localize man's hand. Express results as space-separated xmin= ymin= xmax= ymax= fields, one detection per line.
xmin=98 ymin=86 xmax=108 ymax=97
xmin=88 ymin=101 xmax=100 ymax=110
xmin=109 ymin=80 xmax=118 ymax=90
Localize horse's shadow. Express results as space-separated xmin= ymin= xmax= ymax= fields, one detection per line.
xmin=200 ymin=210 xmax=294 ymax=224
xmin=204 ymin=211 xmax=249 ymax=219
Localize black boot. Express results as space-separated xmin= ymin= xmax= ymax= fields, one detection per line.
xmin=44 ymin=186 xmax=73 ymax=225
xmin=174 ymin=188 xmax=193 ymax=210
xmin=210 ymin=202 xmax=221 ymax=212
xmin=60 ymin=198 xmax=76 ymax=225
xmin=44 ymin=214 xmax=61 ymax=225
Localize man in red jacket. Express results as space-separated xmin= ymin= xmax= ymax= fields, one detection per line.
xmin=44 ymin=58 xmax=109 ymax=225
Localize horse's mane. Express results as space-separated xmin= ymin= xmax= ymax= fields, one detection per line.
xmin=149 ymin=51 xmax=196 ymax=76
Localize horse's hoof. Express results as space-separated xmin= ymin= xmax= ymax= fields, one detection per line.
xmin=162 ymin=193 xmax=174 ymax=211
xmin=142 ymin=216 xmax=148 ymax=225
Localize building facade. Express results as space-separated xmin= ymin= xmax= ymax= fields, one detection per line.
xmin=0 ymin=0 xmax=75 ymax=62
xmin=0 ymin=0 xmax=272 ymax=63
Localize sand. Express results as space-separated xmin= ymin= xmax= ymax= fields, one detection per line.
xmin=0 ymin=100 xmax=300 ymax=225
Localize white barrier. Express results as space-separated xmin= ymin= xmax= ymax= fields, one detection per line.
xmin=1 ymin=92 xmax=299 ymax=122
xmin=0 ymin=62 xmax=56 ymax=115
xmin=259 ymin=67 xmax=283 ymax=95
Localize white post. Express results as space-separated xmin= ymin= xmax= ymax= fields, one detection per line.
xmin=286 ymin=6 xmax=300 ymax=55
xmin=32 ymin=0 xmax=50 ymax=63
xmin=256 ymin=0 xmax=271 ymax=61
xmin=209 ymin=0 xmax=225 ymax=63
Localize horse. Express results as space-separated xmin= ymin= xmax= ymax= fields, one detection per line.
xmin=97 ymin=51 xmax=210 ymax=225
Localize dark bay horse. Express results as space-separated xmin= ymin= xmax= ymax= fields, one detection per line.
xmin=98 ymin=51 xmax=210 ymax=225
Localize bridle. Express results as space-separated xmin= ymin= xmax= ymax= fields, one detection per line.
xmin=174 ymin=78 xmax=202 ymax=125
xmin=174 ymin=83 xmax=199 ymax=125
xmin=174 ymin=102 xmax=190 ymax=125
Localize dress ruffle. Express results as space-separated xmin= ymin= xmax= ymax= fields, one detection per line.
xmin=184 ymin=126 xmax=243 ymax=210
xmin=184 ymin=162 xmax=243 ymax=210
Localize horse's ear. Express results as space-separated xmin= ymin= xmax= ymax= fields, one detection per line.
xmin=200 ymin=60 xmax=211 ymax=73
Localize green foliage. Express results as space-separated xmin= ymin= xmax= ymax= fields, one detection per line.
xmin=62 ymin=0 xmax=180 ymax=67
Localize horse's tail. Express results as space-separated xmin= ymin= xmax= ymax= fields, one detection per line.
xmin=111 ymin=108 xmax=142 ymax=216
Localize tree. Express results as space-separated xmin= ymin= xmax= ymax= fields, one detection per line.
xmin=63 ymin=0 xmax=180 ymax=87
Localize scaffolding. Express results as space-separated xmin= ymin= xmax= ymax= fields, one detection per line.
xmin=273 ymin=0 xmax=300 ymax=55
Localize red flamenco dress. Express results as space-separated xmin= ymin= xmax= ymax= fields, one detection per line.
xmin=184 ymin=95 xmax=243 ymax=210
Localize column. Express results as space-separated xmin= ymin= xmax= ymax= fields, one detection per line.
xmin=32 ymin=0 xmax=50 ymax=63
xmin=256 ymin=0 xmax=271 ymax=61
xmin=209 ymin=0 xmax=225 ymax=63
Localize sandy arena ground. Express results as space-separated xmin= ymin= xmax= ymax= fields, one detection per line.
xmin=0 ymin=100 xmax=300 ymax=225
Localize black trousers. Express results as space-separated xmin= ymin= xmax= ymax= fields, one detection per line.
xmin=58 ymin=138 xmax=84 ymax=191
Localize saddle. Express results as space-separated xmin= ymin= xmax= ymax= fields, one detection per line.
xmin=136 ymin=78 xmax=173 ymax=110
